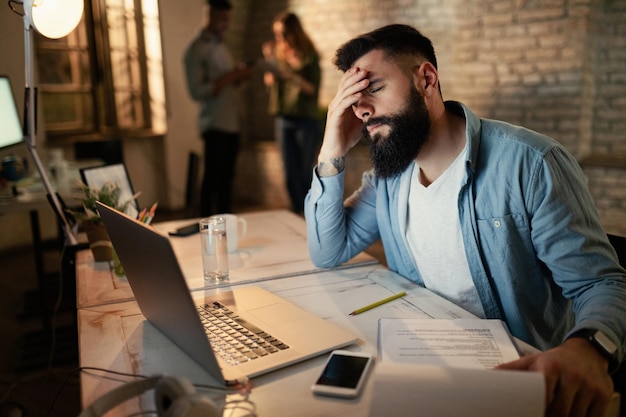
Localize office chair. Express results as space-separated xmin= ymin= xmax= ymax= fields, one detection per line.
xmin=606 ymin=233 xmax=626 ymax=417
xmin=185 ymin=151 xmax=200 ymax=218
xmin=607 ymin=233 xmax=626 ymax=268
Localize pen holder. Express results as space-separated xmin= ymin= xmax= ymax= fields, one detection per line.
xmin=83 ymin=221 xmax=114 ymax=262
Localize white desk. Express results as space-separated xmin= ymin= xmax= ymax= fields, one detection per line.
xmin=75 ymin=210 xmax=377 ymax=309
xmin=0 ymin=184 xmax=54 ymax=284
xmin=78 ymin=263 xmax=476 ymax=416
xmin=76 ymin=256 xmax=621 ymax=417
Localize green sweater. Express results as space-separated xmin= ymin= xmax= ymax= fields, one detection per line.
xmin=268 ymin=51 xmax=321 ymax=119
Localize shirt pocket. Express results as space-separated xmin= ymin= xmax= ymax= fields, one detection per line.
xmin=476 ymin=213 xmax=534 ymax=270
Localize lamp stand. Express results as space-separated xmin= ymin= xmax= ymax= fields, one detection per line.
xmin=23 ymin=18 xmax=78 ymax=246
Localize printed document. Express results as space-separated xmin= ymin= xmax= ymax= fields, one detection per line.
xmin=372 ymin=318 xmax=620 ymax=417
xmin=370 ymin=318 xmax=543 ymax=417
xmin=378 ymin=318 xmax=520 ymax=369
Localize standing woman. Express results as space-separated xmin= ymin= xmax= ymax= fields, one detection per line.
xmin=263 ymin=12 xmax=321 ymax=214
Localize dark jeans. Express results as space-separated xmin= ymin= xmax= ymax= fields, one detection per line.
xmin=275 ymin=116 xmax=321 ymax=213
xmin=200 ymin=129 xmax=239 ymax=217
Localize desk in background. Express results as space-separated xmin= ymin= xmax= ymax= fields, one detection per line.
xmin=0 ymin=175 xmax=88 ymax=330
xmin=75 ymin=209 xmax=378 ymax=309
xmin=0 ymin=183 xmax=54 ymax=290
xmin=78 ymin=263 xmax=475 ymax=416
xmin=0 ymin=162 xmax=99 ymax=280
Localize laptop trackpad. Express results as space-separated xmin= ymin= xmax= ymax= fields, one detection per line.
xmin=247 ymin=303 xmax=310 ymax=327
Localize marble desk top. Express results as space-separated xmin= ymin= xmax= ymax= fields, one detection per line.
xmin=78 ymin=263 xmax=475 ymax=416
xmin=75 ymin=209 xmax=377 ymax=309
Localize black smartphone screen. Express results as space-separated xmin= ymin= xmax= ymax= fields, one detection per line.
xmin=315 ymin=354 xmax=370 ymax=388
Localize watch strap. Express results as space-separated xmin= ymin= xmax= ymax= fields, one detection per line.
xmin=568 ymin=328 xmax=619 ymax=374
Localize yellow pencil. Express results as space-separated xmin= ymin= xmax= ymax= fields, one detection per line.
xmin=349 ymin=291 xmax=407 ymax=316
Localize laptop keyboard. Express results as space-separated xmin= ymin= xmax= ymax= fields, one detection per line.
xmin=197 ymin=302 xmax=290 ymax=365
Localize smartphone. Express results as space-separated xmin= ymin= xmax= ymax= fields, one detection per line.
xmin=168 ymin=223 xmax=200 ymax=237
xmin=311 ymin=350 xmax=375 ymax=398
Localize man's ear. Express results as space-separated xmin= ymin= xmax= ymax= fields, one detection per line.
xmin=415 ymin=62 xmax=439 ymax=97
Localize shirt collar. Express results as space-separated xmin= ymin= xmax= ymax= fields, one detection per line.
xmin=444 ymin=101 xmax=481 ymax=172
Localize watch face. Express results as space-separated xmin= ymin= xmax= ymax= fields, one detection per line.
xmin=594 ymin=330 xmax=618 ymax=356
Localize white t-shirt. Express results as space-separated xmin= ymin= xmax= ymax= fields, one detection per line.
xmin=405 ymin=145 xmax=485 ymax=318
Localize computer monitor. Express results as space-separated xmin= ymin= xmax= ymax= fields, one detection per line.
xmin=0 ymin=75 xmax=24 ymax=151
xmin=80 ymin=163 xmax=140 ymax=219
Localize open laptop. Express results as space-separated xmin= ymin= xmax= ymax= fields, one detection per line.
xmin=96 ymin=201 xmax=357 ymax=384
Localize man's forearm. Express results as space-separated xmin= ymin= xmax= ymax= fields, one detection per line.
xmin=317 ymin=156 xmax=345 ymax=177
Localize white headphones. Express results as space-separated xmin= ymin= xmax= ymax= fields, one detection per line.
xmin=78 ymin=375 xmax=220 ymax=417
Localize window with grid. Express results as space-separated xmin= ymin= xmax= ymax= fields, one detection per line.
xmin=36 ymin=0 xmax=166 ymax=144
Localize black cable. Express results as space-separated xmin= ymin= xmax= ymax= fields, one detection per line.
xmin=38 ymin=366 xmax=256 ymax=416
xmin=79 ymin=366 xmax=239 ymax=393
xmin=44 ymin=367 xmax=80 ymax=417
xmin=0 ymin=366 xmax=79 ymax=417
xmin=46 ymin=242 xmax=67 ymax=372
xmin=80 ymin=366 xmax=149 ymax=380
xmin=7 ymin=0 xmax=24 ymax=16
xmin=124 ymin=411 xmax=158 ymax=417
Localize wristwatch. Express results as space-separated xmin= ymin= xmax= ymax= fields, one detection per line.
xmin=568 ymin=328 xmax=619 ymax=373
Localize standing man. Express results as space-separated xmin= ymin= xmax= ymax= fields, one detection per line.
xmin=184 ymin=0 xmax=252 ymax=216
xmin=306 ymin=24 xmax=626 ymax=417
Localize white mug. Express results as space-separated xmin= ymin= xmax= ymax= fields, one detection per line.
xmin=209 ymin=214 xmax=247 ymax=253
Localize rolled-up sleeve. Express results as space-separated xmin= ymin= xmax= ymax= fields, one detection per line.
xmin=305 ymin=168 xmax=380 ymax=267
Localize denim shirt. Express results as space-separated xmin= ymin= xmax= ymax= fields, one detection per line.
xmin=305 ymin=101 xmax=626 ymax=359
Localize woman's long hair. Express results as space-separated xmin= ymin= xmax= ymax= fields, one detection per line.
xmin=273 ymin=12 xmax=317 ymax=60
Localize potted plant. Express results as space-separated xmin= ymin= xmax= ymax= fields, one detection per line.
xmin=69 ymin=180 xmax=140 ymax=262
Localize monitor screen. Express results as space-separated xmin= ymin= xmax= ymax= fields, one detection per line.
xmin=0 ymin=76 xmax=24 ymax=151
xmin=80 ymin=163 xmax=139 ymax=219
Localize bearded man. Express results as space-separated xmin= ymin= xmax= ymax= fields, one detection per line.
xmin=305 ymin=24 xmax=626 ymax=417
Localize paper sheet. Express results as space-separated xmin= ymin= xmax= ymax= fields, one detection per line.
xmin=367 ymin=362 xmax=545 ymax=417
xmin=378 ymin=318 xmax=521 ymax=369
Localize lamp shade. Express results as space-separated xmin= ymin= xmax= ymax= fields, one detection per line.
xmin=24 ymin=0 xmax=84 ymax=39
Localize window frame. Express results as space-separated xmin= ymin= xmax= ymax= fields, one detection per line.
xmin=37 ymin=0 xmax=166 ymax=145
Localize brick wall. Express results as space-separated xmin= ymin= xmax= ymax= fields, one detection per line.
xmin=581 ymin=157 xmax=626 ymax=236
xmin=225 ymin=0 xmax=625 ymax=232
xmin=580 ymin=1 xmax=626 ymax=236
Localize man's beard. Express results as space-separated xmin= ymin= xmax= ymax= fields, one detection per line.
xmin=362 ymin=86 xmax=431 ymax=178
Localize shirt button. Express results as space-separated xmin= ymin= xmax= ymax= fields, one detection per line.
xmin=494 ymin=220 xmax=501 ymax=227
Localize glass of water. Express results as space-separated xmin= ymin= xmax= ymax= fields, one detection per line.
xmin=200 ymin=217 xmax=229 ymax=282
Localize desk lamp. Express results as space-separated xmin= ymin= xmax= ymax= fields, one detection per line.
xmin=8 ymin=0 xmax=84 ymax=245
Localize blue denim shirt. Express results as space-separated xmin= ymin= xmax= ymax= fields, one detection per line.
xmin=306 ymin=101 xmax=626 ymax=359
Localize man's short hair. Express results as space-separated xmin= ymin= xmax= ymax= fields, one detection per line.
xmin=208 ymin=0 xmax=232 ymax=11
xmin=334 ymin=24 xmax=438 ymax=72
